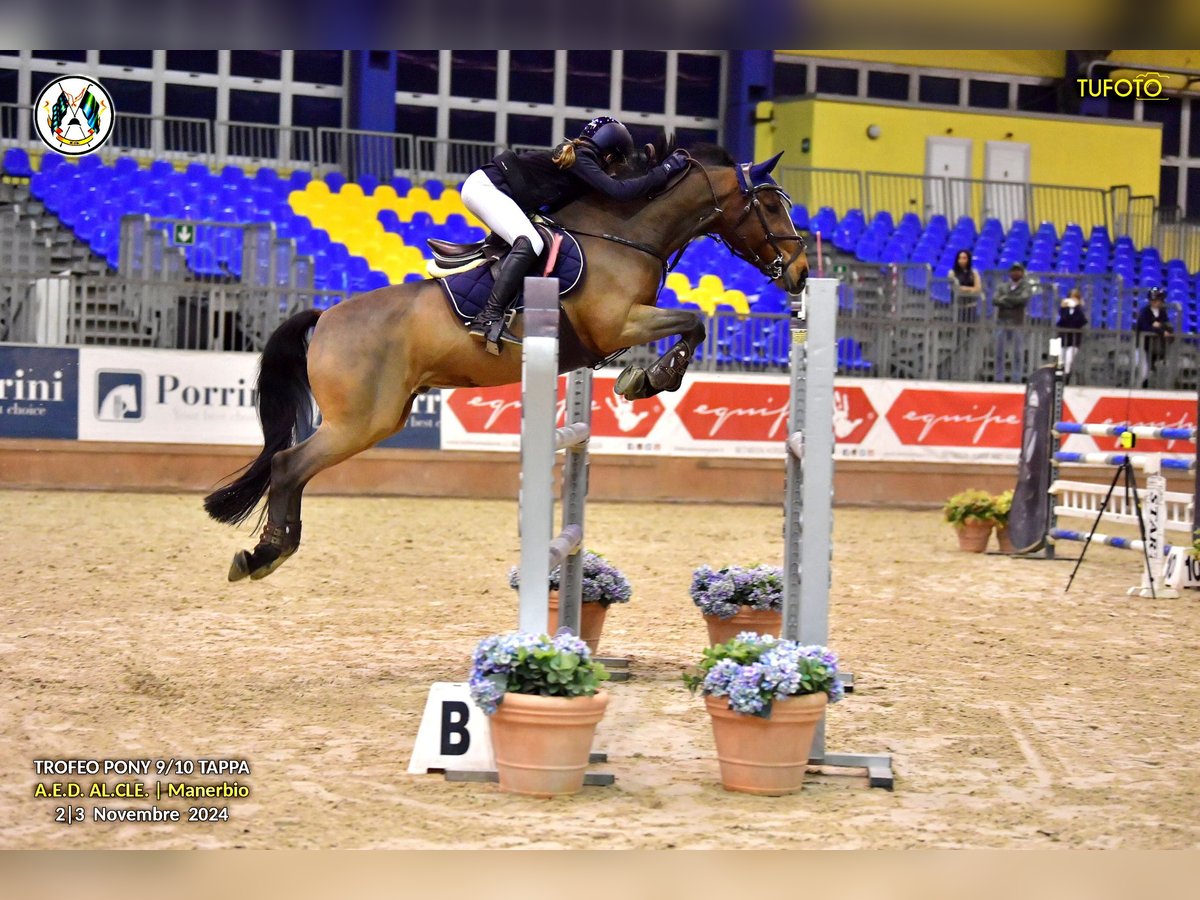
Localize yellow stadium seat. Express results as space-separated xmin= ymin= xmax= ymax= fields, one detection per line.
xmin=698 ymin=274 xmax=725 ymax=294
xmin=305 ymin=180 xmax=331 ymax=196
xmin=339 ymin=183 xmax=365 ymax=201
xmin=666 ymin=272 xmax=692 ymax=295
xmin=406 ymin=187 xmax=432 ymax=209
xmin=721 ymin=290 xmax=750 ymax=315
xmin=689 ymin=294 xmax=720 ymax=317
xmin=372 ymin=185 xmax=398 ymax=207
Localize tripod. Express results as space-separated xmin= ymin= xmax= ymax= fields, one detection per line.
xmin=1064 ymin=456 xmax=1157 ymax=600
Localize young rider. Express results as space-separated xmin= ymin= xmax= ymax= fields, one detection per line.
xmin=459 ymin=116 xmax=689 ymax=353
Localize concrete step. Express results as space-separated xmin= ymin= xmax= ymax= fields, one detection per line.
xmin=74 ymin=331 xmax=156 ymax=346
xmin=73 ymin=311 xmax=145 ymax=329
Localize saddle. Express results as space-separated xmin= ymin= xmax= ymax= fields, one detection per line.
xmin=426 ymin=233 xmax=508 ymax=274
xmin=431 ymin=222 xmax=585 ymax=325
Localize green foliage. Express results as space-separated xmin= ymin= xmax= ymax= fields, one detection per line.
xmin=991 ymin=490 xmax=1014 ymax=526
xmin=942 ymin=489 xmax=997 ymax=526
xmin=504 ymin=641 xmax=611 ymax=699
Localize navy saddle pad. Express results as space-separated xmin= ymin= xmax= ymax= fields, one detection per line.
xmin=438 ymin=227 xmax=585 ymax=323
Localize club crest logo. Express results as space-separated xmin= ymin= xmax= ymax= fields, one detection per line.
xmin=33 ymin=74 xmax=115 ymax=157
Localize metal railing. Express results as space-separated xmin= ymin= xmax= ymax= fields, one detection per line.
xmin=0 ymin=102 xmax=28 ymax=147
xmin=215 ymin=121 xmax=317 ymax=172
xmin=414 ymin=137 xmax=503 ymax=183
xmin=779 ymin=166 xmax=865 ymax=219
xmin=316 ymin=126 xmax=416 ymax=184
xmin=782 ymin=164 xmax=1116 ymax=234
xmin=1151 ymin=206 xmax=1200 ymax=272
xmin=0 ymin=269 xmax=342 ymax=351
xmin=103 ymin=111 xmax=214 ymax=167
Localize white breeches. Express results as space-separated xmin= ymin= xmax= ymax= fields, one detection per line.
xmin=460 ymin=170 xmax=545 ymax=255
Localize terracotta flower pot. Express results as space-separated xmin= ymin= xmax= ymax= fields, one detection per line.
xmin=954 ymin=520 xmax=993 ymax=553
xmin=705 ymin=692 xmax=828 ymax=795
xmin=995 ymin=525 xmax=1015 ymax=554
xmin=703 ymin=608 xmax=783 ymax=645
xmin=547 ymin=590 xmax=609 ymax=655
xmin=488 ymin=691 xmax=610 ymax=797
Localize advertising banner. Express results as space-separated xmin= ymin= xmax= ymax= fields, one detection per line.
xmin=441 ymin=372 xmax=1197 ymax=465
xmin=76 ymin=348 xmax=440 ymax=448
xmin=78 ymin=347 xmax=263 ymax=444
xmin=0 ymin=345 xmax=79 ymax=440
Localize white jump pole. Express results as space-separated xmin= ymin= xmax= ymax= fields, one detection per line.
xmin=782 ymin=277 xmax=893 ymax=789
xmin=517 ymin=276 xmax=589 ymax=634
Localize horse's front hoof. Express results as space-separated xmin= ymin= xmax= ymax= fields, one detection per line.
xmin=228 ymin=550 xmax=253 ymax=582
xmin=615 ymin=365 xmax=648 ymax=400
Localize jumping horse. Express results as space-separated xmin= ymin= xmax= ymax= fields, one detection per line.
xmin=204 ymin=138 xmax=810 ymax=581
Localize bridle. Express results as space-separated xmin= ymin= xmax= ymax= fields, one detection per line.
xmin=562 ymin=151 xmax=807 ymax=286
xmin=698 ymin=159 xmax=808 ymax=282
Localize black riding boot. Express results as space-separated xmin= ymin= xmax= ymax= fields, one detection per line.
xmin=466 ymin=236 xmax=540 ymax=355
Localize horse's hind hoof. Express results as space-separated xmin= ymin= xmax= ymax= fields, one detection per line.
xmin=249 ymin=549 xmax=289 ymax=581
xmin=228 ymin=550 xmax=253 ymax=582
xmin=227 ymin=545 xmax=289 ymax=582
xmin=615 ymin=365 xmax=648 ymax=400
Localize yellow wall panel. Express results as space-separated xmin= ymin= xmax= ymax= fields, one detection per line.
xmin=766 ymin=98 xmax=1161 ymax=198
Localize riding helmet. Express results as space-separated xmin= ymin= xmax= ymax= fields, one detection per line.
xmin=579 ymin=116 xmax=635 ymax=161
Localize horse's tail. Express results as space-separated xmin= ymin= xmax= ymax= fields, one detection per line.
xmin=203 ymin=309 xmax=322 ymax=525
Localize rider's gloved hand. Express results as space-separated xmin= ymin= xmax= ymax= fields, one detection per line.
xmin=660 ymin=150 xmax=690 ymax=177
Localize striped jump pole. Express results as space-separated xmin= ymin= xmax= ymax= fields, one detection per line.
xmin=1049 ymin=528 xmax=1172 ymax=554
xmin=1053 ymin=451 xmax=1196 ymax=471
xmin=1053 ymin=422 xmax=1197 ymax=442
xmin=782 ymin=277 xmax=892 ymax=789
xmin=517 ymin=276 xmax=591 ymax=636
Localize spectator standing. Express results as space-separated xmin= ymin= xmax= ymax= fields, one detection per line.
xmin=1135 ymin=287 xmax=1174 ymax=388
xmin=994 ymin=262 xmax=1033 ymax=383
xmin=950 ymin=249 xmax=982 ymax=322
xmin=1055 ymin=288 xmax=1088 ymax=383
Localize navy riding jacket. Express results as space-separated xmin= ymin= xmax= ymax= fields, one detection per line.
xmin=483 ymin=145 xmax=668 ymax=213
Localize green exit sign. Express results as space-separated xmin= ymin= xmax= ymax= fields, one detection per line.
xmin=833 ymin=264 xmax=847 ymax=275
xmin=173 ymin=223 xmax=195 ymax=245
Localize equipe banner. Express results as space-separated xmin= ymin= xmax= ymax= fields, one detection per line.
xmin=441 ymin=372 xmax=1198 ymax=464
xmin=75 ymin=347 xmax=440 ymax=448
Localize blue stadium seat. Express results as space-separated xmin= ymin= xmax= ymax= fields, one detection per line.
xmin=324 ymin=171 xmax=346 ymax=193
xmin=358 ymin=174 xmax=380 ymax=196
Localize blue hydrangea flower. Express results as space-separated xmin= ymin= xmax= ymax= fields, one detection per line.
xmin=689 ymin=564 xmax=784 ymax=618
xmin=692 ymin=634 xmax=843 ymax=716
xmin=509 ymin=550 xmax=632 ymax=605
xmin=468 ymin=629 xmax=605 ymax=714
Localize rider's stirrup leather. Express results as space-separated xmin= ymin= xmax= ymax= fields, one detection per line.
xmin=467 ymin=235 xmax=540 ymax=355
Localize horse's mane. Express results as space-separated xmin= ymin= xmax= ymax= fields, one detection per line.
xmin=619 ymin=133 xmax=736 ymax=176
